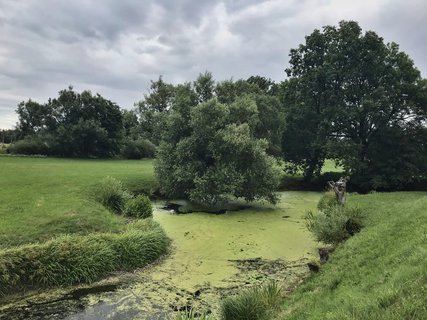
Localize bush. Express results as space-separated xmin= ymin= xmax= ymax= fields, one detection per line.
xmin=306 ymin=205 xmax=365 ymax=245
xmin=124 ymin=194 xmax=153 ymax=219
xmin=220 ymin=282 xmax=282 ymax=320
xmin=121 ymin=138 xmax=156 ymax=159
xmin=317 ymin=192 xmax=338 ymax=211
xmin=0 ymin=219 xmax=170 ymax=294
xmin=8 ymin=136 xmax=53 ymax=155
xmin=93 ymin=176 xmax=132 ymax=214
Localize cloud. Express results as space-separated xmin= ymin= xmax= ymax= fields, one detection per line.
xmin=0 ymin=0 xmax=426 ymax=129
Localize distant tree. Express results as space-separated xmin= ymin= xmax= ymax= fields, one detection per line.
xmin=122 ymin=109 xmax=140 ymax=139
xmin=283 ymin=20 xmax=427 ymax=189
xmin=14 ymin=87 xmax=123 ymax=157
xmin=136 ymin=76 xmax=175 ymax=144
xmin=156 ymin=98 xmax=281 ymax=205
xmin=16 ymin=100 xmax=56 ymax=136
xmin=194 ymin=71 xmax=215 ymax=103
xmin=247 ymin=76 xmax=280 ymax=96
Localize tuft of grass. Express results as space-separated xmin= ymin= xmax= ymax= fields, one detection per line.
xmin=168 ymin=309 xmax=213 ymax=320
xmin=0 ymin=219 xmax=170 ymax=294
xmin=124 ymin=194 xmax=153 ymax=219
xmin=221 ymin=281 xmax=283 ymax=320
xmin=93 ymin=176 xmax=132 ymax=214
xmin=281 ymin=192 xmax=427 ymax=320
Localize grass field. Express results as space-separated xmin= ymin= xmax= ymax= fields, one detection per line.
xmin=280 ymin=192 xmax=427 ymax=320
xmin=0 ymin=156 xmax=156 ymax=247
xmin=0 ymin=156 xmax=340 ymax=248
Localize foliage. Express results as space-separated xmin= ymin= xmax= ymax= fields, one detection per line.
xmin=306 ymin=199 xmax=365 ymax=245
xmin=93 ymin=176 xmax=132 ymax=214
xmin=136 ymin=76 xmax=176 ymax=145
xmin=156 ymin=98 xmax=281 ymax=206
xmin=121 ymin=137 xmax=156 ymax=159
xmin=281 ymin=192 xmax=427 ymax=320
xmin=124 ymin=194 xmax=153 ymax=219
xmin=283 ymin=20 xmax=427 ymax=189
xmin=7 ymin=135 xmax=55 ymax=155
xmin=317 ymin=192 xmax=338 ymax=211
xmin=15 ymin=87 xmax=124 ymax=158
xmin=0 ymin=219 xmax=170 ymax=294
xmin=221 ymin=282 xmax=282 ymax=320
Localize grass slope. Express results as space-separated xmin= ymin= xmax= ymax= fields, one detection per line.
xmin=0 ymin=156 xmax=155 ymax=247
xmin=281 ymin=192 xmax=427 ymax=320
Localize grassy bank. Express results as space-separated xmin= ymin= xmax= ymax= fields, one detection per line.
xmin=0 ymin=219 xmax=170 ymax=294
xmin=280 ymin=192 xmax=427 ymax=319
xmin=0 ymin=156 xmax=155 ymax=247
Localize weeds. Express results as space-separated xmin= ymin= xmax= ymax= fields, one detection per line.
xmin=220 ymin=281 xmax=282 ymax=320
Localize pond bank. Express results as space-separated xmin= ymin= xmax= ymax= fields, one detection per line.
xmin=0 ymin=191 xmax=321 ymax=319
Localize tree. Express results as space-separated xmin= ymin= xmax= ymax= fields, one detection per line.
xmin=136 ymin=76 xmax=175 ymax=144
xmin=14 ymin=87 xmax=124 ymax=158
xmin=16 ymin=100 xmax=56 ymax=136
xmin=156 ymin=98 xmax=281 ymax=206
xmin=283 ymin=20 xmax=427 ymax=189
xmin=194 ymin=71 xmax=215 ymax=103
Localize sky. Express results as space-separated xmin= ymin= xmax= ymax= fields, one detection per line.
xmin=0 ymin=0 xmax=426 ymax=129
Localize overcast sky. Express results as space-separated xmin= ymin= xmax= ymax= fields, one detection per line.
xmin=0 ymin=0 xmax=426 ymax=129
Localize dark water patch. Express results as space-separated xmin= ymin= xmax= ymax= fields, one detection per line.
xmin=161 ymin=201 xmax=250 ymax=215
xmin=0 ymin=284 xmax=119 ymax=320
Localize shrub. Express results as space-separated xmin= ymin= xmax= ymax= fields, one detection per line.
xmin=0 ymin=219 xmax=170 ymax=294
xmin=317 ymin=192 xmax=338 ymax=211
xmin=306 ymin=205 xmax=365 ymax=245
xmin=124 ymin=194 xmax=153 ymax=219
xmin=93 ymin=176 xmax=132 ymax=214
xmin=220 ymin=282 xmax=282 ymax=320
xmin=8 ymin=136 xmax=53 ymax=155
xmin=121 ymin=138 xmax=156 ymax=159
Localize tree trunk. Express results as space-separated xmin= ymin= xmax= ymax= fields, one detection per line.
xmin=328 ymin=176 xmax=349 ymax=205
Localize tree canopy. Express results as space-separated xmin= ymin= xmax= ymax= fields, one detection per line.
xmin=15 ymin=87 xmax=124 ymax=157
xmin=156 ymin=95 xmax=281 ymax=206
xmin=282 ymin=20 xmax=427 ymax=190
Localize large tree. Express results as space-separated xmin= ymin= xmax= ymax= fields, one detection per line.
xmin=156 ymin=97 xmax=281 ymax=206
xmin=283 ymin=20 xmax=427 ymax=189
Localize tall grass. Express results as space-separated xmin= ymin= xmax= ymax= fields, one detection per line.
xmin=168 ymin=309 xmax=213 ymax=320
xmin=0 ymin=219 xmax=170 ymax=294
xmin=221 ymin=281 xmax=283 ymax=320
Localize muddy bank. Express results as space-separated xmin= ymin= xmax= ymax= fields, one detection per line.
xmin=0 ymin=191 xmax=321 ymax=319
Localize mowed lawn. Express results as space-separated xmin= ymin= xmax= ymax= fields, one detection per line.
xmin=0 ymin=156 xmax=156 ymax=248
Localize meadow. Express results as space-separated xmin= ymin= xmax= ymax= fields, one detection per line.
xmin=0 ymin=156 xmax=156 ymax=248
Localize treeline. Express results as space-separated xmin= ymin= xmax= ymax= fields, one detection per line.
xmin=9 ymin=21 xmax=427 ymax=192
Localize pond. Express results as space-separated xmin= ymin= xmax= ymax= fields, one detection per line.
xmin=0 ymin=191 xmax=320 ymax=320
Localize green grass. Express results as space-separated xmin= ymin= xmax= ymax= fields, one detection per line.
xmin=0 ymin=219 xmax=170 ymax=294
xmin=280 ymin=192 xmax=427 ymax=320
xmin=0 ymin=156 xmax=156 ymax=247
xmin=221 ymin=282 xmax=283 ymax=320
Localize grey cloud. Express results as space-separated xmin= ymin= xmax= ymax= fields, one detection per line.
xmin=0 ymin=0 xmax=426 ymax=129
